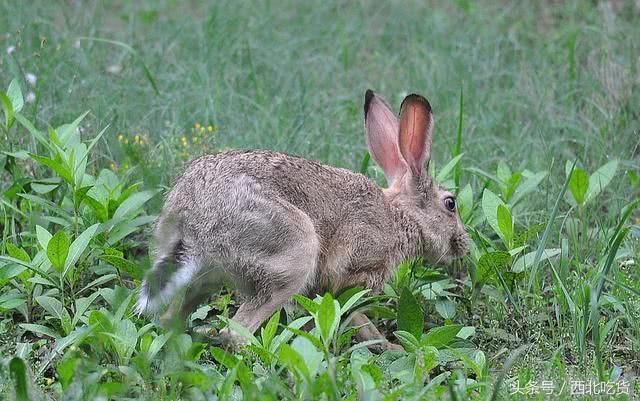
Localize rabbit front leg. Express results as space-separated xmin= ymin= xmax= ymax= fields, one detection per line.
xmin=351 ymin=312 xmax=403 ymax=352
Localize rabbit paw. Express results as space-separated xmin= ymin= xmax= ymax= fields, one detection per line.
xmin=385 ymin=342 xmax=405 ymax=352
xmin=217 ymin=327 xmax=249 ymax=350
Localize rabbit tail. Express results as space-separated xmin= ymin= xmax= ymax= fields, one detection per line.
xmin=135 ymin=214 xmax=197 ymax=315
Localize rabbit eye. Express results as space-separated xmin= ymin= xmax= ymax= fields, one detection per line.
xmin=444 ymin=196 xmax=456 ymax=212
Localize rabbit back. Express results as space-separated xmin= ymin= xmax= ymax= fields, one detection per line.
xmin=137 ymin=149 xmax=396 ymax=314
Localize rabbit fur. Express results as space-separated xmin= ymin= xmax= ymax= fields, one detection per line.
xmin=136 ymin=90 xmax=469 ymax=347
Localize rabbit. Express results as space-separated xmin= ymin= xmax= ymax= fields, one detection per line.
xmin=135 ymin=90 xmax=469 ymax=349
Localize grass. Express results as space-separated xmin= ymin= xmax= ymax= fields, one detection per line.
xmin=1 ymin=1 xmax=639 ymax=400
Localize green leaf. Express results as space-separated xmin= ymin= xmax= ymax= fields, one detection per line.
xmin=72 ymin=292 xmax=100 ymax=328
xmin=476 ymin=251 xmax=511 ymax=285
xmin=481 ymin=189 xmax=506 ymax=238
xmin=73 ymin=185 xmax=93 ymax=209
xmin=7 ymin=79 xmax=23 ymax=113
xmin=513 ymin=223 xmax=544 ymax=248
xmin=9 ymin=357 xmax=30 ymax=401
xmin=19 ymin=323 xmax=59 ymax=339
xmin=0 ymin=263 xmax=27 ymax=282
xmin=457 ymin=183 xmax=473 ymax=221
xmin=422 ymin=324 xmax=462 ymax=349
xmin=393 ymin=330 xmax=420 ymax=352
xmin=435 ymin=299 xmax=457 ymax=320
xmin=5 ymin=243 xmax=31 ymax=263
xmin=457 ymin=326 xmax=476 ymax=339
xmin=511 ymin=171 xmax=547 ymax=206
xmin=436 ymin=153 xmax=464 ymax=182
xmin=568 ymin=168 xmax=589 ymax=205
xmin=31 ymin=178 xmax=61 ymax=194
xmin=57 ymin=111 xmax=89 ymax=148
xmin=47 ymin=231 xmax=70 ymax=272
xmin=280 ymin=324 xmax=325 ymax=352
xmin=291 ymin=335 xmax=323 ymax=378
xmin=502 ymin=173 xmax=522 ymax=201
xmin=339 ymin=288 xmax=371 ymax=315
xmin=56 ymin=356 xmax=80 ymax=390
xmin=293 ymin=294 xmax=319 ymax=314
xmin=496 ymin=161 xmax=511 ymax=184
xmin=278 ymin=344 xmax=310 ymax=381
xmin=77 ymin=274 xmax=118 ymax=295
xmin=35 ymin=295 xmax=72 ymax=333
xmin=260 ymin=310 xmax=280 ymax=349
xmin=496 ymin=204 xmax=513 ymax=245
xmin=38 ymin=326 xmax=94 ymax=376
xmin=629 ymin=170 xmax=639 ymax=188
xmin=113 ymin=190 xmax=159 ymax=220
xmin=359 ymin=152 xmax=371 ymax=175
xmin=100 ymin=255 xmax=142 ymax=280
xmin=30 ymin=154 xmax=74 ymax=185
xmin=0 ymin=295 xmax=26 ymax=311
xmin=512 ymin=248 xmax=561 ymax=274
xmin=106 ymin=215 xmax=156 ymax=245
xmin=271 ymin=316 xmax=312 ymax=353
xmin=316 ymin=293 xmax=337 ymax=346
xmin=63 ymin=223 xmax=100 ymax=278
xmin=148 ymin=333 xmax=172 ymax=360
xmin=0 ymin=92 xmax=14 ymax=128
xmin=210 ymin=346 xmax=240 ymax=370
xmin=397 ymin=287 xmax=424 ymax=339
xmin=586 ymin=160 xmax=618 ymax=203
xmin=14 ymin=112 xmax=51 ymax=151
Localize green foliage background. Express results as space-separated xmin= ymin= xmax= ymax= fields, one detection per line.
xmin=0 ymin=1 xmax=639 ymax=400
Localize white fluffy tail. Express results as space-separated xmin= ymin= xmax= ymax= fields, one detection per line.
xmin=135 ymin=215 xmax=189 ymax=315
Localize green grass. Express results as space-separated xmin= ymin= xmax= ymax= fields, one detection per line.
xmin=1 ymin=1 xmax=639 ymax=400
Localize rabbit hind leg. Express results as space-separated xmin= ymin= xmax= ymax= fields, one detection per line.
xmin=159 ymin=259 xmax=228 ymax=327
xmin=219 ymin=224 xmax=319 ymax=347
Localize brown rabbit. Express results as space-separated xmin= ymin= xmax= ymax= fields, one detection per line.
xmin=136 ymin=90 xmax=469 ymax=349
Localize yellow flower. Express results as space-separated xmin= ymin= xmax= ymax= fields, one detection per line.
xmin=110 ymin=162 xmax=117 ymax=171
xmin=207 ymin=125 xmax=214 ymax=132
xmin=117 ymin=134 xmax=124 ymax=142
xmin=194 ymin=122 xmax=201 ymax=129
xmin=134 ymin=134 xmax=140 ymax=144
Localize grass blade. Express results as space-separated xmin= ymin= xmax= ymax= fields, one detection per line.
xmin=527 ymin=160 xmax=576 ymax=292
xmin=453 ymin=86 xmax=464 ymax=191
xmin=359 ymin=151 xmax=370 ymax=176
xmin=590 ymin=290 xmax=604 ymax=381
xmin=490 ymin=344 xmax=529 ymax=401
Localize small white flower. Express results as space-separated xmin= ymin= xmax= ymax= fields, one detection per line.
xmin=620 ymin=259 xmax=635 ymax=268
xmin=106 ymin=64 xmax=123 ymax=75
xmin=7 ymin=45 xmax=15 ymax=55
xmin=25 ymin=73 xmax=37 ymax=86
xmin=26 ymin=92 xmax=36 ymax=103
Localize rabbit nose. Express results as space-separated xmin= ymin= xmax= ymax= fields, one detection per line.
xmin=450 ymin=232 xmax=470 ymax=257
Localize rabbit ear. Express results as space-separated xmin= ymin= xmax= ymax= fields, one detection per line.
xmin=364 ymin=90 xmax=407 ymax=185
xmin=398 ymin=94 xmax=433 ymax=177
